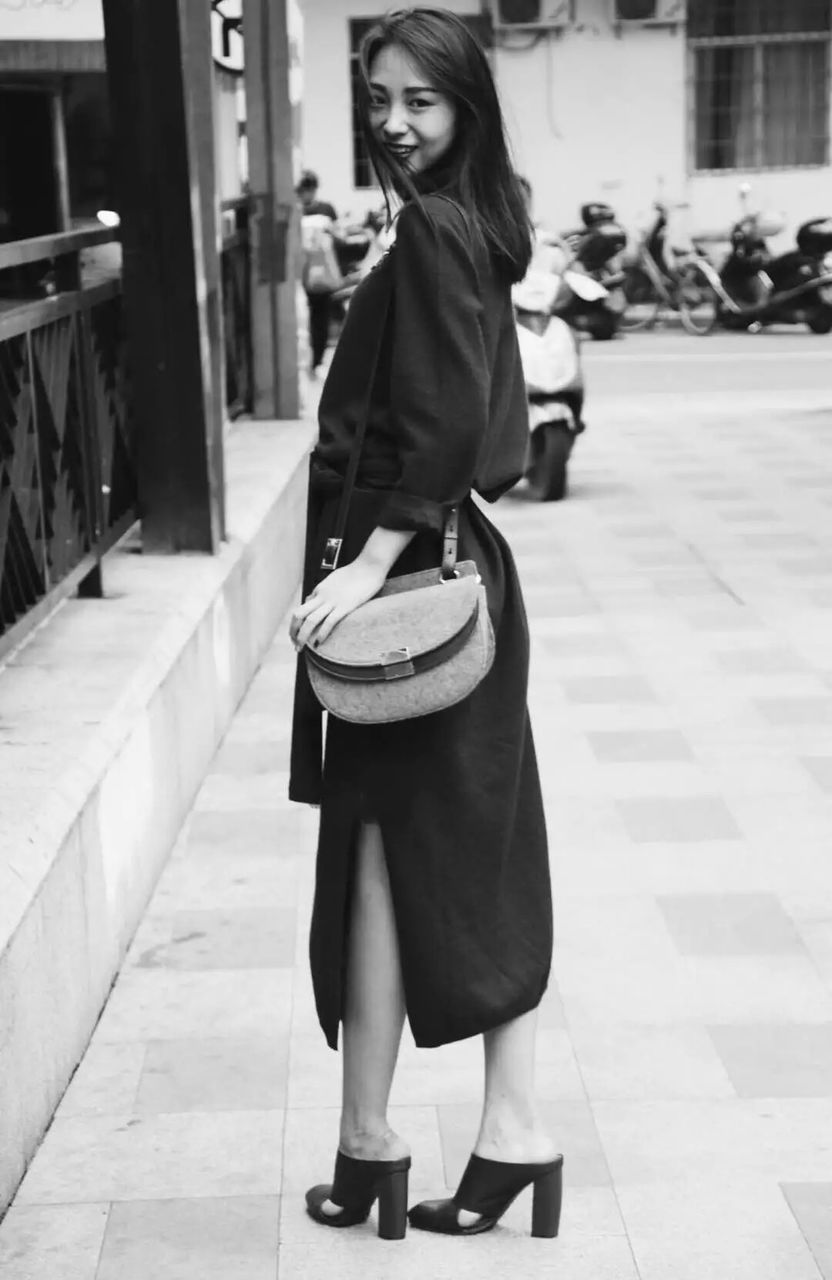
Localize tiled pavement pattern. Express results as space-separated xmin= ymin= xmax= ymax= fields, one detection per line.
xmin=4 ymin=395 xmax=832 ymax=1280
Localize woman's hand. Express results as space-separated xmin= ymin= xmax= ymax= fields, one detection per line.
xmin=289 ymin=557 xmax=388 ymax=652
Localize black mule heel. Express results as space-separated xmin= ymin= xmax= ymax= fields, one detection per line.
xmin=377 ymin=1165 xmax=410 ymax=1240
xmin=408 ymin=1152 xmax=564 ymax=1237
xmin=531 ymin=1162 xmax=563 ymax=1238
xmin=306 ymin=1151 xmax=411 ymax=1239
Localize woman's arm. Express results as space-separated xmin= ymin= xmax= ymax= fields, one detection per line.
xmin=290 ymin=527 xmax=415 ymax=651
xmin=291 ymin=199 xmax=489 ymax=651
xmin=377 ymin=198 xmax=490 ymax=533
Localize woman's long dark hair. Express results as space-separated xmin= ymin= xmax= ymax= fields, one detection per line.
xmin=358 ymin=8 xmax=533 ymax=283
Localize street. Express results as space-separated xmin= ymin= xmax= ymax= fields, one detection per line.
xmin=2 ymin=334 xmax=832 ymax=1280
xmin=583 ymin=327 xmax=832 ymax=399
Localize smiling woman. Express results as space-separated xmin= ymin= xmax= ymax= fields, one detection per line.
xmin=367 ymin=46 xmax=457 ymax=176
xmin=289 ymin=5 xmax=561 ymax=1247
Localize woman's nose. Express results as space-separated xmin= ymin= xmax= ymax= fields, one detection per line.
xmin=383 ymin=104 xmax=408 ymax=137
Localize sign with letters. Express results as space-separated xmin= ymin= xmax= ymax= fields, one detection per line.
xmin=0 ymin=0 xmax=104 ymax=39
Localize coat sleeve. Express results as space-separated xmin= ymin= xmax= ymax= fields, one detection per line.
xmin=376 ymin=200 xmax=490 ymax=534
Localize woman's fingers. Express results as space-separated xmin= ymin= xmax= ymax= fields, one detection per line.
xmin=295 ymin=600 xmax=335 ymax=651
xmin=288 ymin=588 xmax=325 ymax=644
xmin=311 ymin=605 xmax=346 ymax=647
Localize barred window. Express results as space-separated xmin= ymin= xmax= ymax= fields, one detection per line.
xmin=689 ymin=0 xmax=831 ymax=171
xmin=349 ymin=15 xmax=493 ymax=190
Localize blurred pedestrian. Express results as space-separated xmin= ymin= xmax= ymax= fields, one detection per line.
xmin=298 ymin=170 xmax=340 ymax=374
xmin=289 ymin=7 xmax=561 ymax=1243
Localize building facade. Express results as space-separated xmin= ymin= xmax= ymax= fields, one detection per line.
xmin=299 ymin=0 xmax=832 ymax=249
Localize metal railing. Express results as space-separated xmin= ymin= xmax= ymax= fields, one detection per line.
xmin=0 ymin=227 xmax=136 ymax=661
xmin=220 ymin=196 xmax=253 ymax=420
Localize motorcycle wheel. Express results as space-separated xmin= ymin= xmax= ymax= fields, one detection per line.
xmin=807 ymin=306 xmax=832 ymax=335
xmin=590 ymin=312 xmax=617 ymax=341
xmin=619 ymin=267 xmax=661 ymax=332
xmin=526 ymin=422 xmax=574 ymax=502
xmin=678 ymin=265 xmax=719 ymax=336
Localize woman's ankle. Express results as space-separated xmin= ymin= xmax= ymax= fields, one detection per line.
xmin=338 ymin=1119 xmax=409 ymax=1161
xmin=474 ymin=1103 xmax=556 ymax=1163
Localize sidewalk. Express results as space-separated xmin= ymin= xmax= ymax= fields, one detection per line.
xmin=3 ymin=393 xmax=832 ymax=1280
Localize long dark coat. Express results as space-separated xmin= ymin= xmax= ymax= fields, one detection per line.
xmin=290 ymin=196 xmax=552 ymax=1050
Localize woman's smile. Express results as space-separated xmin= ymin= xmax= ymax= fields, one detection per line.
xmin=369 ymin=45 xmax=457 ymax=175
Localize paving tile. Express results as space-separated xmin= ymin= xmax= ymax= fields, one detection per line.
xmin=539 ymin=633 xmax=625 ymax=657
xmin=437 ymin=1101 xmax=610 ymax=1189
xmin=593 ymin=1098 xmax=832 ymax=1185
xmin=561 ymin=676 xmax=657 ymax=705
xmin=629 ymin=1228 xmax=823 ymax=1280
xmin=617 ymin=796 xmax=741 ymax=843
xmin=755 ymin=697 xmax=832 ymax=726
xmin=586 ymin=729 xmax=694 ymax=763
xmin=210 ymin=740 xmax=289 ymax=775
xmin=183 ymin=809 xmax=305 ymax=857
xmin=195 ymin=771 xmax=292 ymax=811
xmin=570 ymin=1024 xmax=734 ymax=1101
xmin=152 ymin=849 xmax=301 ymax=911
xmin=276 ymin=1233 xmax=638 ymax=1280
xmin=0 ymin=1203 xmax=109 ymax=1280
xmin=681 ymin=954 xmax=832 ymax=1023
xmin=803 ymin=757 xmax=832 ymax=793
xmin=15 ymin=1111 xmax=283 ymax=1204
xmin=95 ymin=969 xmax=292 ymax=1042
xmin=96 ymin=1197 xmax=279 ymax=1280
xmin=708 ymin=1025 xmax=832 ymax=1098
xmin=782 ymin=1184 xmax=832 ymax=1280
xmin=135 ymin=1037 xmax=289 ymax=1113
xmin=657 ymin=893 xmax=803 ymax=956
xmin=715 ymin=648 xmax=804 ymax=674
xmin=133 ymin=908 xmax=296 ymax=971
xmin=533 ymin=980 xmax=564 ymax=1035
xmin=58 ymin=1042 xmax=146 ymax=1118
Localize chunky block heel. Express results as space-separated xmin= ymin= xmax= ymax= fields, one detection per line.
xmin=409 ymin=1152 xmax=565 ymax=1237
xmin=377 ymin=1166 xmax=409 ymax=1240
xmin=306 ymin=1151 xmax=411 ymax=1238
xmin=531 ymin=1158 xmax=563 ymax=1238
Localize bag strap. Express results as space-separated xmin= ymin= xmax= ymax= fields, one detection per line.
xmin=319 ymin=274 xmax=458 ymax=582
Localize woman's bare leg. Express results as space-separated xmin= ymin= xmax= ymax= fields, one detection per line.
xmin=456 ymin=1008 xmax=557 ymax=1226
xmin=320 ymin=822 xmax=408 ymax=1212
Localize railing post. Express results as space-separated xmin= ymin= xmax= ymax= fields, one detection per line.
xmin=101 ymin=0 xmax=226 ymax=553
xmin=243 ymin=0 xmax=299 ymax=420
xmin=55 ymin=249 xmax=105 ymax=599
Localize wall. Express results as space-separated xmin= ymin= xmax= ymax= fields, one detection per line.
xmin=0 ymin=418 xmax=314 ymax=1215
xmin=300 ymin=0 xmax=832 ymax=249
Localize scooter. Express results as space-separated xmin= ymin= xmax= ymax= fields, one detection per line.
xmin=562 ymin=202 xmax=629 ymax=330
xmin=714 ymin=207 xmax=832 ymax=334
xmin=512 ymin=271 xmax=586 ymax=501
xmin=558 ymin=202 xmax=627 ymax=339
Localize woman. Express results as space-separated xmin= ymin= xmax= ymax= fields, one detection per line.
xmin=289 ymin=7 xmax=561 ymax=1242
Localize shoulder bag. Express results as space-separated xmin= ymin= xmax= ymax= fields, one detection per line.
xmin=304 ymin=310 xmax=494 ymax=724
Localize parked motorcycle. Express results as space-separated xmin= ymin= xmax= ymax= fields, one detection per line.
xmin=710 ymin=210 xmax=832 ymax=334
xmin=512 ymin=271 xmax=586 ymax=501
xmin=560 ymin=202 xmax=628 ymax=339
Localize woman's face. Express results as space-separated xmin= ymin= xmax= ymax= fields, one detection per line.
xmin=368 ymin=44 xmax=457 ymax=176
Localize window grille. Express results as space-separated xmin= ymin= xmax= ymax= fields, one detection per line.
xmin=688 ymin=0 xmax=831 ymax=171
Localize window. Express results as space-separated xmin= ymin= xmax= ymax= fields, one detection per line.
xmin=349 ymin=15 xmax=493 ymax=189
xmin=689 ymin=0 xmax=831 ymax=171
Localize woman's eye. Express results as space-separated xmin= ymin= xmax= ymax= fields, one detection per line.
xmin=369 ymin=97 xmax=387 ymax=111
xmin=409 ymin=97 xmax=432 ymax=110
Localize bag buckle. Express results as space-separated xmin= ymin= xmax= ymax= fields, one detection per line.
xmin=380 ymin=648 xmax=415 ymax=680
xmin=321 ymin=538 xmax=342 ymax=573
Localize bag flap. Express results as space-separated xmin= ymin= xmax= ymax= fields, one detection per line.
xmin=314 ymin=574 xmax=480 ymax=668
